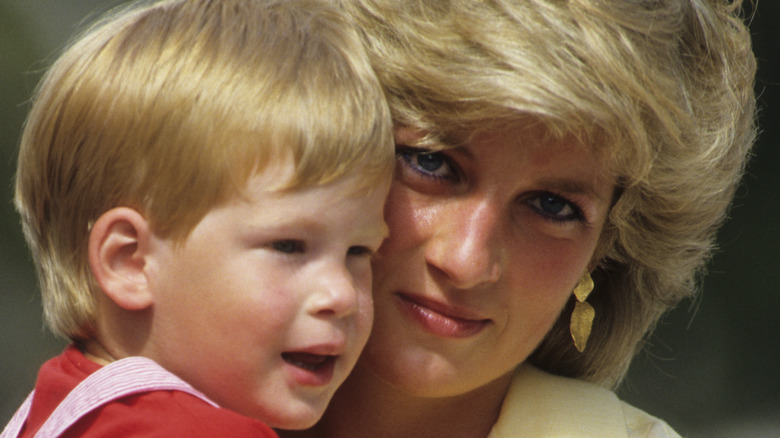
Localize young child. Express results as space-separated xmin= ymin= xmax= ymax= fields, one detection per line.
xmin=2 ymin=0 xmax=393 ymax=436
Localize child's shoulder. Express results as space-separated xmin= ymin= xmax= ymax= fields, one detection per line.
xmin=24 ymin=347 xmax=277 ymax=437
xmin=65 ymin=390 xmax=277 ymax=437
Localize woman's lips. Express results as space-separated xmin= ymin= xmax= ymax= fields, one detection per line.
xmin=395 ymin=293 xmax=490 ymax=338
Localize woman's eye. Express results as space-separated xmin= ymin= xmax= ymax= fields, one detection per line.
xmin=272 ymin=240 xmax=305 ymax=253
xmin=398 ymin=147 xmax=455 ymax=180
xmin=527 ymin=193 xmax=583 ymax=222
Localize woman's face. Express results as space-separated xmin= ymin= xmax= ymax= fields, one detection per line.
xmin=360 ymin=124 xmax=615 ymax=398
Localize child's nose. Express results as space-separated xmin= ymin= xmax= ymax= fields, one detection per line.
xmin=308 ymin=264 xmax=359 ymax=319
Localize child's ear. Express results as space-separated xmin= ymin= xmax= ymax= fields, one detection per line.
xmin=89 ymin=207 xmax=154 ymax=310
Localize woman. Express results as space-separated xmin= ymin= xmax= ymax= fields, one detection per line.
xmin=284 ymin=0 xmax=756 ymax=436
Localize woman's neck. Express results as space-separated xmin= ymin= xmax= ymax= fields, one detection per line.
xmin=281 ymin=364 xmax=513 ymax=438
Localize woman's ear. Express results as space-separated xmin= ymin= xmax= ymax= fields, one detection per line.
xmin=88 ymin=207 xmax=155 ymax=310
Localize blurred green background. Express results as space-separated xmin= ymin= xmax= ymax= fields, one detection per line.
xmin=1 ymin=1 xmax=778 ymax=436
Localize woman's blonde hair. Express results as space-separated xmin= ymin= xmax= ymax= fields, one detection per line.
xmin=15 ymin=0 xmax=393 ymax=341
xmin=339 ymin=0 xmax=757 ymax=387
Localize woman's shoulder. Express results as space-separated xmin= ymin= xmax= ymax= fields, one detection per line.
xmin=620 ymin=401 xmax=681 ymax=438
xmin=488 ymin=364 xmax=681 ymax=438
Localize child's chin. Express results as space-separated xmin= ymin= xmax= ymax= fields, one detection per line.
xmin=265 ymin=402 xmax=328 ymax=431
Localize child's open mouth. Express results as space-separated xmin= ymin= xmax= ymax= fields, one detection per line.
xmin=282 ymin=352 xmax=337 ymax=386
xmin=282 ymin=352 xmax=334 ymax=371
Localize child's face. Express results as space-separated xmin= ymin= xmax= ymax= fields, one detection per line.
xmin=143 ymin=164 xmax=389 ymax=429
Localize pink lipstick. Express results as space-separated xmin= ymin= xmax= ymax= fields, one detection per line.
xmin=395 ymin=293 xmax=489 ymax=338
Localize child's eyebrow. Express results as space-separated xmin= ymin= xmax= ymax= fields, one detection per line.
xmin=352 ymin=221 xmax=390 ymax=244
xmin=243 ymin=218 xmax=324 ymax=235
xmin=372 ymin=221 xmax=389 ymax=240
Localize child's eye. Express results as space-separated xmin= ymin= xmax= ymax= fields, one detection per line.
xmin=272 ymin=240 xmax=305 ymax=253
xmin=398 ymin=147 xmax=456 ymax=180
xmin=527 ymin=192 xmax=584 ymax=223
xmin=347 ymin=246 xmax=373 ymax=257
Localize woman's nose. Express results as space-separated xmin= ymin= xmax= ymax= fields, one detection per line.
xmin=425 ymin=197 xmax=504 ymax=289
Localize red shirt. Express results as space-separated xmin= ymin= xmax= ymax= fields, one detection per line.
xmin=18 ymin=345 xmax=277 ymax=437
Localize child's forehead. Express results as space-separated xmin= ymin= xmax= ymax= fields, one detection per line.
xmin=203 ymin=166 xmax=388 ymax=233
xmin=243 ymin=165 xmax=384 ymax=200
xmin=245 ymin=157 xmax=298 ymax=190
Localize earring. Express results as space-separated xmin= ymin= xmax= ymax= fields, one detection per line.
xmin=570 ymin=272 xmax=595 ymax=353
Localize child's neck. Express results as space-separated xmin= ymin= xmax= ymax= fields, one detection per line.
xmin=282 ymin=364 xmax=512 ymax=438
xmin=80 ymin=339 xmax=117 ymax=365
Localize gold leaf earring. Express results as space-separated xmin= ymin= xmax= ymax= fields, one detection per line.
xmin=570 ymin=272 xmax=595 ymax=353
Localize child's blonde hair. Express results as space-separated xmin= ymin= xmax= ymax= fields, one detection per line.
xmin=15 ymin=0 xmax=393 ymax=341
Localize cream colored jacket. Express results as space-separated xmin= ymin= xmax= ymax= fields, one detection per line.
xmin=488 ymin=365 xmax=682 ymax=438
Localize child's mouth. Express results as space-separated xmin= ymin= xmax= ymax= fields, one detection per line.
xmin=281 ymin=352 xmax=338 ymax=386
xmin=281 ymin=352 xmax=335 ymax=372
